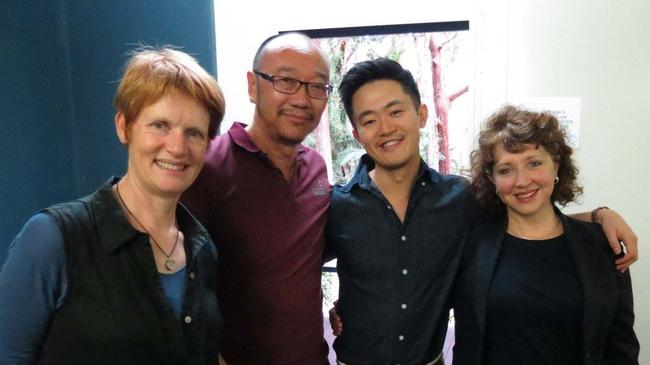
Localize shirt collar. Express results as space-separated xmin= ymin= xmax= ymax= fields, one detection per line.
xmin=228 ymin=122 xmax=260 ymax=153
xmin=92 ymin=177 xmax=208 ymax=258
xmin=227 ymin=122 xmax=307 ymax=158
xmin=340 ymin=154 xmax=438 ymax=193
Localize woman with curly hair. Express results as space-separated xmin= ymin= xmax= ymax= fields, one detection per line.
xmin=453 ymin=105 xmax=639 ymax=365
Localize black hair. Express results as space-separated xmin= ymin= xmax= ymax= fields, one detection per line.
xmin=338 ymin=58 xmax=421 ymax=127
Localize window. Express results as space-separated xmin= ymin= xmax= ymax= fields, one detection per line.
xmin=284 ymin=21 xmax=474 ymax=184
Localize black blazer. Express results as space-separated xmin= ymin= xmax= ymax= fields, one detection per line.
xmin=452 ymin=210 xmax=639 ymax=365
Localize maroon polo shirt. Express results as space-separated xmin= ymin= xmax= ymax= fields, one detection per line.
xmin=181 ymin=122 xmax=330 ymax=365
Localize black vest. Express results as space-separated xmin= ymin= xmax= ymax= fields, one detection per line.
xmin=36 ymin=179 xmax=220 ymax=365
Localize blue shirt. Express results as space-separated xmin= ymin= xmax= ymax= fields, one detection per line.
xmin=160 ymin=267 xmax=188 ymax=318
xmin=326 ymin=155 xmax=480 ymax=365
xmin=0 ymin=213 xmax=189 ymax=364
xmin=0 ymin=214 xmax=66 ymax=364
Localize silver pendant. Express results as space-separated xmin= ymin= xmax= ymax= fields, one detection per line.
xmin=165 ymin=258 xmax=176 ymax=271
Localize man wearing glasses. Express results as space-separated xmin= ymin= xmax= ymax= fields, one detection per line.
xmin=182 ymin=33 xmax=332 ymax=365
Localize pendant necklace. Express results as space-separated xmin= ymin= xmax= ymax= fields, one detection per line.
xmin=115 ymin=182 xmax=180 ymax=271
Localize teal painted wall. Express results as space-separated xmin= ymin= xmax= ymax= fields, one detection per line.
xmin=0 ymin=0 xmax=217 ymax=264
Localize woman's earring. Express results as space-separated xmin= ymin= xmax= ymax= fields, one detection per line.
xmin=554 ymin=176 xmax=559 ymax=184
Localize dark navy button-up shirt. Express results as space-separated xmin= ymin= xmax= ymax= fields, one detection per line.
xmin=326 ymin=155 xmax=479 ymax=365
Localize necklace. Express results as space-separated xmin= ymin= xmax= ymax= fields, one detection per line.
xmin=115 ymin=182 xmax=180 ymax=271
xmin=507 ymin=216 xmax=562 ymax=240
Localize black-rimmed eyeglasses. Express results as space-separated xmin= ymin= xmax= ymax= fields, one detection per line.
xmin=253 ymin=70 xmax=333 ymax=100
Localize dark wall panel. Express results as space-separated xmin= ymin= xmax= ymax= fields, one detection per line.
xmin=64 ymin=0 xmax=217 ymax=194
xmin=0 ymin=0 xmax=76 ymax=264
xmin=1 ymin=0 xmax=217 ymax=265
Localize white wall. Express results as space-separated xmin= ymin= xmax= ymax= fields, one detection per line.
xmin=501 ymin=1 xmax=650 ymax=359
xmin=213 ymin=0 xmax=477 ymax=131
xmin=215 ymin=0 xmax=649 ymax=358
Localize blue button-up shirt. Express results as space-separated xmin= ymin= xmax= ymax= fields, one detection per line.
xmin=326 ymin=155 xmax=480 ymax=365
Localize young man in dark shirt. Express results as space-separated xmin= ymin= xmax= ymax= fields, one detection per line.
xmin=326 ymin=58 xmax=638 ymax=365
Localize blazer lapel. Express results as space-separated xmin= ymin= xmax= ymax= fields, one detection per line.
xmin=474 ymin=215 xmax=508 ymax=335
xmin=560 ymin=213 xmax=613 ymax=355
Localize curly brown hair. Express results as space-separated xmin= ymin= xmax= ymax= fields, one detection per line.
xmin=470 ymin=105 xmax=583 ymax=211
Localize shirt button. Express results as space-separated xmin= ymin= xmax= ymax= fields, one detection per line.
xmin=398 ymin=335 xmax=404 ymax=341
xmin=184 ymin=316 xmax=192 ymax=324
xmin=402 ymin=269 xmax=408 ymax=275
xmin=401 ymin=303 xmax=407 ymax=309
xmin=421 ymin=181 xmax=426 ymax=186
xmin=400 ymin=235 xmax=407 ymax=242
xmin=189 ymin=272 xmax=196 ymax=280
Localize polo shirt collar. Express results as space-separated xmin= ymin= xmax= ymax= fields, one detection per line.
xmin=227 ymin=122 xmax=307 ymax=158
xmin=228 ymin=122 xmax=260 ymax=153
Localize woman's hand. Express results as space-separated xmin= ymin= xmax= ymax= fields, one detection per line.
xmin=328 ymin=300 xmax=343 ymax=336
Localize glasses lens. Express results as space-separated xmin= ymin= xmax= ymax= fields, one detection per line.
xmin=273 ymin=77 xmax=300 ymax=94
xmin=307 ymin=84 xmax=329 ymax=99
